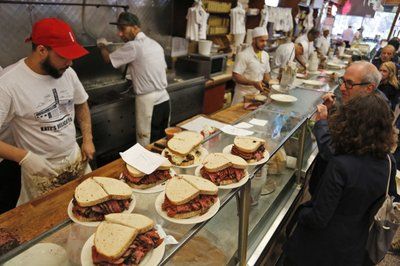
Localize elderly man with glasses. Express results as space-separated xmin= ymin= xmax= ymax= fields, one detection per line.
xmin=309 ymin=61 xmax=390 ymax=196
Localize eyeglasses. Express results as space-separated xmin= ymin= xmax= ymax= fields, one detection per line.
xmin=338 ymin=77 xmax=370 ymax=90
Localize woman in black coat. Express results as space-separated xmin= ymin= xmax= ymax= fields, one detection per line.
xmin=378 ymin=61 xmax=400 ymax=110
xmin=283 ymin=94 xmax=399 ymax=266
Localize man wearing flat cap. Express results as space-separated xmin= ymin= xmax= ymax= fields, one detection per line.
xmin=0 ymin=18 xmax=94 ymax=205
xmin=98 ymin=12 xmax=170 ymax=147
xmin=232 ymin=27 xmax=271 ymax=105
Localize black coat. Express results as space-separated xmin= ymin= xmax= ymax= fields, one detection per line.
xmin=378 ymin=82 xmax=400 ymax=111
xmin=284 ymin=154 xmax=398 ymax=266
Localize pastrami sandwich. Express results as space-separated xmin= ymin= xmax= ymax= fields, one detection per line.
xmin=162 ymin=175 xmax=218 ymax=219
xmin=231 ymin=136 xmax=267 ymax=163
xmin=72 ymin=177 xmax=132 ymax=222
xmin=121 ymin=160 xmax=172 ymax=189
xmin=164 ymin=131 xmax=204 ymax=166
xmin=200 ymin=153 xmax=247 ymax=185
xmin=92 ymin=213 xmax=163 ymax=265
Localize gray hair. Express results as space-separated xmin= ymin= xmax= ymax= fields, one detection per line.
xmin=350 ymin=61 xmax=382 ymax=88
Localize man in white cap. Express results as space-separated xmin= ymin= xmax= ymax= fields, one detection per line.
xmin=315 ymin=27 xmax=331 ymax=57
xmin=274 ymin=41 xmax=305 ymax=79
xmin=232 ymin=27 xmax=271 ymax=105
xmin=295 ymin=28 xmax=320 ymax=62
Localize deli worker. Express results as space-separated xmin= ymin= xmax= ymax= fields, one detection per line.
xmin=98 ymin=12 xmax=170 ymax=146
xmin=0 ymin=18 xmax=95 ymax=204
xmin=232 ymin=27 xmax=271 ymax=105
xmin=274 ymin=41 xmax=306 ymax=78
xmin=0 ymin=66 xmax=21 ymax=213
xmin=295 ymin=28 xmax=320 ymax=61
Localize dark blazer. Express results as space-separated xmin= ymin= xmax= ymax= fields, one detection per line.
xmin=378 ymin=82 xmax=400 ymax=111
xmin=284 ymin=154 xmax=398 ymax=266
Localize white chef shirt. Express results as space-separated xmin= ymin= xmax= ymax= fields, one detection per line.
xmin=342 ymin=28 xmax=354 ymax=42
xmin=0 ymin=59 xmax=88 ymax=160
xmin=295 ymin=34 xmax=314 ymax=60
xmin=230 ymin=5 xmax=246 ymax=35
xmin=233 ymin=46 xmax=270 ymax=86
xmin=315 ymin=35 xmax=330 ymax=56
xmin=0 ymin=66 xmax=13 ymax=163
xmin=109 ymin=32 xmax=169 ymax=104
xmin=274 ymin=42 xmax=296 ymax=69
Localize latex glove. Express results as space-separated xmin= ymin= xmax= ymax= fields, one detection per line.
xmin=96 ymin=38 xmax=111 ymax=48
xmin=253 ymin=81 xmax=266 ymax=92
xmin=19 ymin=151 xmax=58 ymax=177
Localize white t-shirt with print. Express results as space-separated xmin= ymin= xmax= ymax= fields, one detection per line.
xmin=0 ymin=59 xmax=88 ymax=160
xmin=110 ymin=32 xmax=169 ymax=105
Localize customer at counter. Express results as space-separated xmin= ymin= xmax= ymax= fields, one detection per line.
xmin=98 ymin=12 xmax=170 ymax=146
xmin=372 ymin=45 xmax=397 ymax=70
xmin=294 ymin=28 xmax=320 ymax=62
xmin=284 ymin=93 xmax=398 ymax=266
xmin=378 ymin=61 xmax=400 ymax=111
xmin=310 ymin=61 xmax=389 ymax=196
xmin=231 ymin=27 xmax=271 ymax=105
xmin=0 ymin=18 xmax=95 ymax=205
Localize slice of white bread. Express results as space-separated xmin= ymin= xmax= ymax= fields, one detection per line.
xmin=94 ymin=221 xmax=138 ymax=260
xmin=105 ymin=213 xmax=155 ymax=234
xmin=222 ymin=154 xmax=248 ymax=169
xmin=74 ymin=178 xmax=109 ymax=207
xmin=233 ymin=136 xmax=266 ymax=153
xmin=126 ymin=160 xmax=172 ymax=178
xmin=165 ymin=176 xmax=200 ymax=205
xmin=172 ymin=210 xmax=202 ymax=219
xmin=181 ymin=175 xmax=218 ymax=196
xmin=167 ymin=131 xmax=203 ymax=156
xmin=203 ymin=153 xmax=247 ymax=172
xmin=93 ymin=177 xmax=132 ymax=200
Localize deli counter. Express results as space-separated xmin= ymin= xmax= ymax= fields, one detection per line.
xmin=0 ymin=66 xmax=345 ymax=265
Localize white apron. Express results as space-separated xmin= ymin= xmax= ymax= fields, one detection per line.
xmin=18 ymin=142 xmax=91 ymax=205
xmin=135 ymin=92 xmax=156 ymax=146
xmin=232 ymin=85 xmax=260 ymax=105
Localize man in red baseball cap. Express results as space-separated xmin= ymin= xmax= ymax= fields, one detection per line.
xmin=0 ymin=18 xmax=95 ymax=206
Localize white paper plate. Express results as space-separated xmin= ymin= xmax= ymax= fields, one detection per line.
xmin=67 ymin=194 xmax=136 ymax=227
xmin=155 ymin=192 xmax=220 ymax=225
xmin=296 ymin=73 xmax=307 ymax=78
xmin=324 ymin=70 xmax=339 ymax=76
xmin=128 ymin=169 xmax=177 ymax=194
xmin=327 ymin=62 xmax=346 ymax=69
xmin=270 ymin=94 xmax=297 ymax=103
xmin=81 ymin=233 xmax=165 ymax=266
xmin=271 ymin=84 xmax=287 ymax=93
xmin=222 ymin=144 xmax=270 ymax=166
xmin=161 ymin=146 xmax=209 ymax=169
xmin=194 ymin=165 xmax=250 ymax=189
xmin=302 ymin=80 xmax=324 ymax=86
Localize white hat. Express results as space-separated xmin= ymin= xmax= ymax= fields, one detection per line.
xmin=322 ymin=26 xmax=330 ymax=31
xmin=252 ymin=27 xmax=268 ymax=38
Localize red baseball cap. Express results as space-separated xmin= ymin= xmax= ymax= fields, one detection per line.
xmin=25 ymin=18 xmax=88 ymax=60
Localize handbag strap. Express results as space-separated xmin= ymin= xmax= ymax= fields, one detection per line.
xmin=385 ymin=154 xmax=392 ymax=197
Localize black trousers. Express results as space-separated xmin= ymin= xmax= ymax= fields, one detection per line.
xmin=0 ymin=159 xmax=21 ymax=214
xmin=150 ymin=100 xmax=170 ymax=143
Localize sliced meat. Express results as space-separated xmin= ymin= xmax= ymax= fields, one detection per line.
xmin=231 ymin=145 xmax=265 ymax=162
xmin=162 ymin=195 xmax=217 ymax=217
xmin=200 ymin=166 xmax=245 ymax=185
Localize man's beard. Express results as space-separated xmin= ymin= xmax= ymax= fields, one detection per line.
xmin=41 ymin=57 xmax=67 ymax=79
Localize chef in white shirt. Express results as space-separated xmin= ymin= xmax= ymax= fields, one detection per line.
xmin=98 ymin=12 xmax=170 ymax=146
xmin=295 ymin=28 xmax=320 ymax=62
xmin=0 ymin=18 xmax=95 ymax=204
xmin=315 ymin=27 xmax=330 ymax=57
xmin=232 ymin=27 xmax=271 ymax=105
xmin=274 ymin=41 xmax=305 ymax=78
xmin=342 ymin=26 xmax=354 ymax=47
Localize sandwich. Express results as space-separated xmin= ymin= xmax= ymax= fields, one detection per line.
xmin=231 ymin=136 xmax=267 ymax=163
xmin=162 ymin=175 xmax=218 ymax=219
xmin=72 ymin=177 xmax=132 ymax=222
xmin=121 ymin=160 xmax=173 ymax=189
xmin=164 ymin=131 xmax=204 ymax=166
xmin=200 ymin=153 xmax=247 ymax=185
xmin=92 ymin=213 xmax=163 ymax=265
xmin=244 ymin=94 xmax=267 ymax=110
